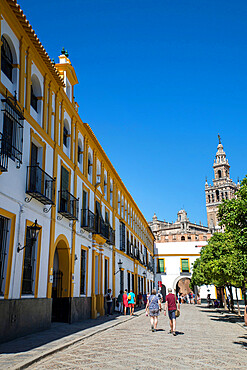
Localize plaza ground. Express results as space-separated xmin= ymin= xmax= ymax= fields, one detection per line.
xmin=0 ymin=305 xmax=246 ymax=369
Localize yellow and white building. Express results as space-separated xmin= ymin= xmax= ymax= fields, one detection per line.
xmin=0 ymin=0 xmax=154 ymax=343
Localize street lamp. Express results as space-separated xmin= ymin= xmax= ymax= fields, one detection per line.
xmin=17 ymin=219 xmax=41 ymax=253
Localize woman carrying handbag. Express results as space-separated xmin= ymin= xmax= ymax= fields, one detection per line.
xmin=146 ymin=289 xmax=162 ymax=332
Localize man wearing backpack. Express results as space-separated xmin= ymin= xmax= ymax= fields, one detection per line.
xmin=128 ymin=288 xmax=136 ymax=316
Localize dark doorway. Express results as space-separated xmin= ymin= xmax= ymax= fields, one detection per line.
xmin=51 ymin=247 xmax=70 ymax=323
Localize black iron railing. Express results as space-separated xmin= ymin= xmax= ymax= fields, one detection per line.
xmin=81 ymin=209 xmax=96 ymax=232
xmin=58 ymin=190 xmax=79 ymax=220
xmin=1 ymin=93 xmax=24 ymax=166
xmin=108 ymin=226 xmax=115 ymax=246
xmin=26 ymin=165 xmax=55 ymax=205
xmin=0 ymin=133 xmax=9 ymax=172
xmin=81 ymin=209 xmax=115 ymax=245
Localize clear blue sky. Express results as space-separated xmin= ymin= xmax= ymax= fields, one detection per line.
xmin=20 ymin=0 xmax=247 ymax=225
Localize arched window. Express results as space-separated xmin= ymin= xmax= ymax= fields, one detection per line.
xmin=216 ymin=190 xmax=220 ymax=201
xmin=1 ymin=36 xmax=13 ymax=81
xmin=88 ymin=153 xmax=92 ymax=177
xmin=104 ymin=175 xmax=107 ymax=195
xmin=218 ymin=170 xmax=222 ymax=179
xmin=181 ymin=236 xmax=185 ymax=241
xmin=78 ymin=140 xmax=82 ymax=164
xmin=208 ymin=194 xmax=211 ymax=203
xmin=63 ymin=119 xmax=70 ymax=148
xmin=30 ymin=75 xmax=42 ymax=113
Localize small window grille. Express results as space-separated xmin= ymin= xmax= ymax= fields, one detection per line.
xmin=80 ymin=249 xmax=87 ymax=295
xmin=21 ymin=227 xmax=36 ymax=295
xmin=0 ymin=215 xmax=9 ymax=296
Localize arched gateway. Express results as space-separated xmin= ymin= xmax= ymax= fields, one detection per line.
xmin=51 ymin=235 xmax=71 ymax=322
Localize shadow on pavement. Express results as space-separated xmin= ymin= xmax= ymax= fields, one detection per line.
xmin=233 ymin=335 xmax=247 ymax=350
xmin=0 ymin=311 xmax=140 ymax=355
xmin=175 ymin=331 xmax=184 ymax=336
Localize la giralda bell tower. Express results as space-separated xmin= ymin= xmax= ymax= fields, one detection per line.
xmin=205 ymin=135 xmax=239 ymax=232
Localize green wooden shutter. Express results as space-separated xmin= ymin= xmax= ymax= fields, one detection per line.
xmin=158 ymin=259 xmax=164 ymax=273
xmin=61 ymin=167 xmax=69 ymax=192
xmin=181 ymin=259 xmax=189 ymax=272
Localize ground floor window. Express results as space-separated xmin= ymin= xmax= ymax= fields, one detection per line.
xmin=104 ymin=258 xmax=108 ymax=294
xmin=21 ymin=226 xmax=38 ymax=295
xmin=80 ymin=248 xmax=87 ymax=295
xmin=120 ymin=269 xmax=124 ymax=292
xmin=127 ymin=272 xmax=131 ymax=292
xmin=0 ymin=215 xmax=10 ymax=296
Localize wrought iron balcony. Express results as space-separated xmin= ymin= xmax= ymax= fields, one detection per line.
xmin=0 ymin=133 xmax=9 ymax=172
xmin=26 ymin=165 xmax=55 ymax=205
xmin=81 ymin=209 xmax=96 ymax=232
xmin=108 ymin=226 xmax=115 ymax=246
xmin=81 ymin=209 xmax=115 ymax=245
xmin=58 ymin=190 xmax=79 ymax=220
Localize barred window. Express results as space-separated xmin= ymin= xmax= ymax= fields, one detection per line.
xmin=21 ymin=227 xmax=37 ymax=295
xmin=0 ymin=215 xmax=10 ymax=296
xmin=80 ymin=249 xmax=87 ymax=295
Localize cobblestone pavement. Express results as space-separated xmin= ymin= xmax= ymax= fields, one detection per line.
xmin=28 ymin=305 xmax=246 ymax=369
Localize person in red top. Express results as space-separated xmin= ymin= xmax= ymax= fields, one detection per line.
xmin=164 ymin=288 xmax=180 ymax=336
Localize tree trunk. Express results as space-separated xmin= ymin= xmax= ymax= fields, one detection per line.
xmin=235 ymin=287 xmax=241 ymax=316
xmin=222 ymin=286 xmax=227 ymax=310
xmin=227 ymin=284 xmax=235 ymax=313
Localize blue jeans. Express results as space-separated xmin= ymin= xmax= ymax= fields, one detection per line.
xmin=168 ymin=310 xmax=176 ymax=320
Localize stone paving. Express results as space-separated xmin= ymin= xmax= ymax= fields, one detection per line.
xmin=0 ymin=305 xmax=246 ymax=369
xmin=29 ymin=305 xmax=246 ymax=369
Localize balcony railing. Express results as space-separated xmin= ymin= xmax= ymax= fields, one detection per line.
xmin=0 ymin=133 xmax=9 ymax=172
xmin=58 ymin=190 xmax=79 ymax=220
xmin=81 ymin=209 xmax=115 ymax=245
xmin=108 ymin=226 xmax=115 ymax=246
xmin=26 ymin=165 xmax=55 ymax=205
xmin=81 ymin=209 xmax=96 ymax=232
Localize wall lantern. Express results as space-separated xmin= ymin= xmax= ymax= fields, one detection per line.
xmin=114 ymin=259 xmax=123 ymax=275
xmin=17 ymin=219 xmax=41 ymax=253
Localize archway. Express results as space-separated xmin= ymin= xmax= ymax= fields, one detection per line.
xmin=161 ymin=284 xmax=166 ymax=299
xmin=176 ymin=277 xmax=192 ymax=296
xmin=51 ymin=236 xmax=71 ymax=322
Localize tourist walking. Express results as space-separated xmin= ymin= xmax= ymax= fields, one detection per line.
xmin=143 ymin=292 xmax=147 ymax=307
xmin=106 ymin=289 xmax=113 ymax=316
xmin=146 ymin=289 xmax=162 ymax=332
xmin=123 ymin=289 xmax=129 ymax=315
xmin=164 ymin=288 xmax=180 ymax=336
xmin=128 ymin=288 xmax=136 ymax=316
xmin=117 ymin=290 xmax=124 ymax=313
